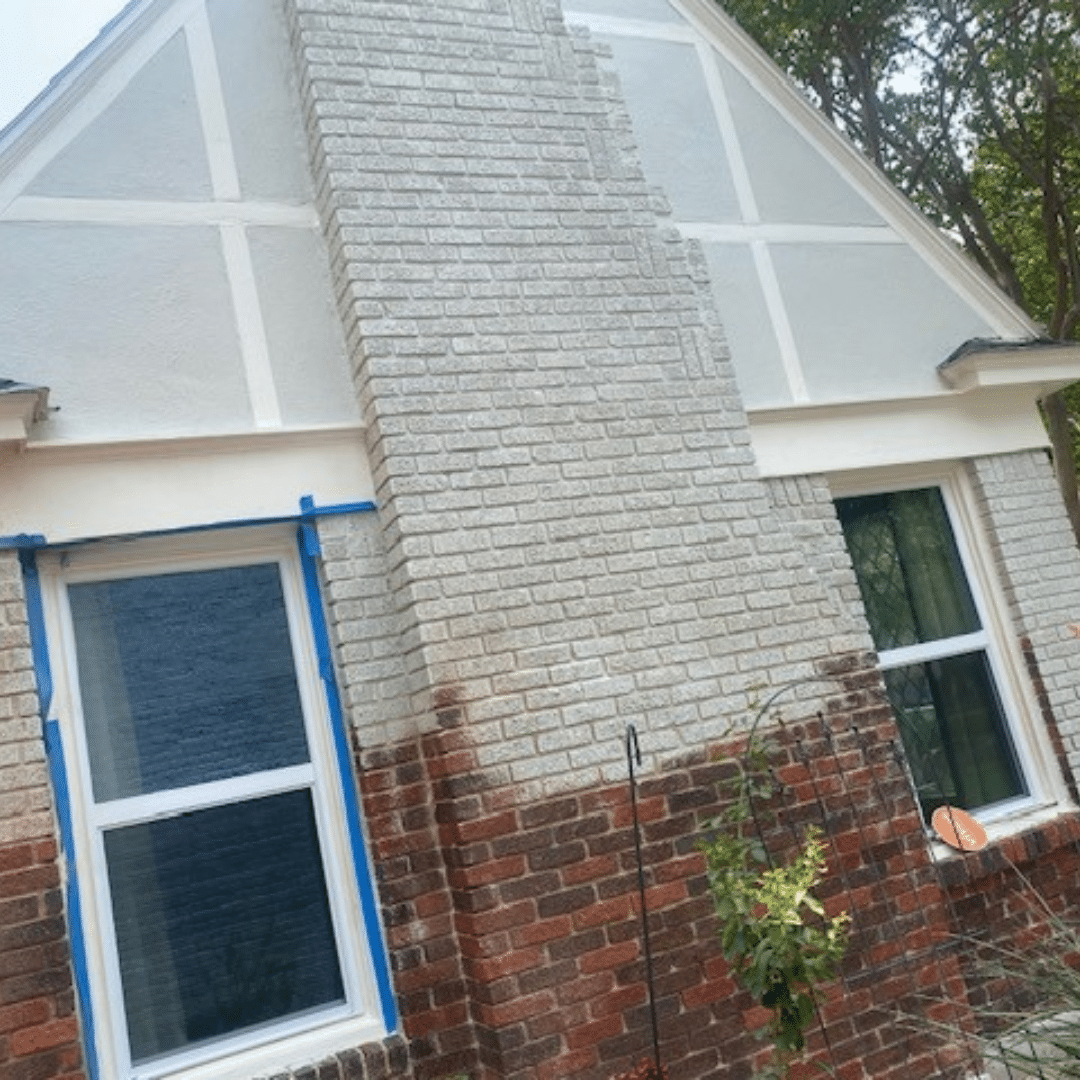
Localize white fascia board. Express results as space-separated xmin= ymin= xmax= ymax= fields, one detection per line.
xmin=669 ymin=0 xmax=1037 ymax=339
xmin=749 ymin=388 xmax=1049 ymax=478
xmin=938 ymin=341 xmax=1080 ymax=393
xmin=0 ymin=426 xmax=374 ymax=543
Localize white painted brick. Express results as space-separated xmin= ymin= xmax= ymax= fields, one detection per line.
xmin=969 ymin=452 xmax=1080 ymax=786
xmin=289 ymin=0 xmax=880 ymax=789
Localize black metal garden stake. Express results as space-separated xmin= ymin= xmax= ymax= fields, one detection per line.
xmin=626 ymin=723 xmax=664 ymax=1080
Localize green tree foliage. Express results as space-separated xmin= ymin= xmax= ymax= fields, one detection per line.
xmin=721 ymin=0 xmax=1080 ymax=538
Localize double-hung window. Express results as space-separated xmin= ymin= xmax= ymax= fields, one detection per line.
xmin=834 ymin=480 xmax=1039 ymax=821
xmin=38 ymin=530 xmax=389 ymax=1080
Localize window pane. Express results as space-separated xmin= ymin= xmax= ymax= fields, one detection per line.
xmin=836 ymin=489 xmax=980 ymax=650
xmin=884 ymin=652 xmax=1025 ymax=815
xmin=105 ymin=790 xmax=345 ymax=1063
xmin=69 ymin=564 xmax=310 ymax=801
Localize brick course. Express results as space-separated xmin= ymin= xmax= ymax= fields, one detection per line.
xmin=0 ymin=554 xmax=82 ymax=1080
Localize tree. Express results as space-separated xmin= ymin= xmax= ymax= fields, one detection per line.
xmin=720 ymin=0 xmax=1080 ymax=542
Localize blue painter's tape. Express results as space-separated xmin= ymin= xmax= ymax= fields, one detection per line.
xmin=44 ymin=720 xmax=99 ymax=1080
xmin=296 ymin=530 xmax=398 ymax=1034
xmin=297 ymin=495 xmax=378 ymax=559
xmin=5 ymin=500 xmax=376 ymax=555
xmin=10 ymin=519 xmax=299 ymax=554
xmin=299 ymin=495 xmax=377 ymax=519
xmin=21 ymin=552 xmax=98 ymax=1080
xmin=0 ymin=534 xmax=47 ymax=550
xmin=298 ymin=496 xmax=321 ymax=559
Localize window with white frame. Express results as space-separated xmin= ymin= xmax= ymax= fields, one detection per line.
xmin=834 ymin=481 xmax=1036 ymax=820
xmin=38 ymin=530 xmax=388 ymax=1080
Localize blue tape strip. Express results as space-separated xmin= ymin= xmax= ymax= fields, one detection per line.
xmin=45 ymin=721 xmax=100 ymax=1080
xmin=0 ymin=534 xmax=47 ymax=550
xmin=299 ymin=495 xmax=377 ymax=519
xmin=298 ymin=495 xmax=378 ymax=561
xmin=298 ymin=496 xmax=322 ymax=559
xmin=296 ymin=530 xmax=398 ymax=1033
xmin=20 ymin=553 xmax=99 ymax=1080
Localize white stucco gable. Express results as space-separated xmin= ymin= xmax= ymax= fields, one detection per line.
xmin=0 ymin=0 xmax=370 ymax=543
xmin=560 ymin=0 xmax=1080 ymax=475
xmin=6 ymin=0 xmax=1079 ymax=545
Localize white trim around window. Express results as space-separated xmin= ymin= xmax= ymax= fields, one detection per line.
xmin=829 ymin=463 xmax=1071 ymax=841
xmin=37 ymin=526 xmax=389 ymax=1080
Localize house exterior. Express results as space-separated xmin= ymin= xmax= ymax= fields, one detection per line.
xmin=3 ymin=2 xmax=1080 ymax=1079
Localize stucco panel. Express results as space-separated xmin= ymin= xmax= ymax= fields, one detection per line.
xmin=0 ymin=223 xmax=250 ymax=439
xmin=26 ymin=32 xmax=212 ymax=201
xmin=595 ymin=34 xmax=742 ymax=222
xmin=700 ymin=241 xmax=791 ymax=407
xmin=717 ymin=54 xmax=885 ymax=227
xmin=248 ymin=227 xmax=361 ymax=428
xmin=208 ymin=0 xmax=314 ymax=202
xmin=773 ymin=242 xmax=996 ymax=400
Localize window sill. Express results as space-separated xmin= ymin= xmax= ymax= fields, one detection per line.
xmin=130 ymin=1011 xmax=390 ymax=1080
xmin=929 ymin=801 xmax=1080 ymax=887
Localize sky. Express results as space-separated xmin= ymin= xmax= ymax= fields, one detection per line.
xmin=0 ymin=0 xmax=130 ymax=131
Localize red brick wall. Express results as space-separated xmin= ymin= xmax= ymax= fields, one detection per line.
xmin=17 ymin=657 xmax=1080 ymax=1080
xmin=355 ymin=717 xmax=475 ymax=1080
xmin=937 ymin=814 xmax=1080 ymax=1022
xmin=351 ymin=654 xmax=1070 ymax=1080
xmin=0 ymin=838 xmax=82 ymax=1080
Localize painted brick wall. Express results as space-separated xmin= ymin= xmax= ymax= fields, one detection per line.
xmin=316 ymin=511 xmax=414 ymax=750
xmin=0 ymin=552 xmax=82 ymax=1080
xmin=314 ymin=511 xmax=475 ymax=1075
xmin=282 ymin=2 xmax=1080 ymax=1078
xmin=763 ymin=475 xmax=875 ymax=647
xmin=271 ymin=647 xmax=1002 ymax=1080
xmin=286 ymin=0 xmax=867 ymax=807
xmin=0 ymin=554 xmax=52 ymax=847
xmin=969 ymin=451 xmax=1080 ymax=780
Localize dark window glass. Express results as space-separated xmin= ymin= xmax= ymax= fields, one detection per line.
xmin=835 ymin=488 xmax=979 ymax=651
xmin=837 ymin=488 xmax=1025 ymax=815
xmin=69 ymin=565 xmax=310 ymax=801
xmin=883 ymin=653 xmax=1025 ymax=815
xmin=105 ymin=791 xmax=345 ymax=1062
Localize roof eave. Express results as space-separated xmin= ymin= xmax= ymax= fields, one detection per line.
xmin=938 ymin=338 xmax=1080 ymax=395
xmin=0 ymin=383 xmax=50 ymax=450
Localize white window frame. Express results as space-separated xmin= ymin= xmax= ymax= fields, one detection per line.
xmin=38 ymin=526 xmax=389 ymax=1080
xmin=830 ymin=464 xmax=1070 ymax=839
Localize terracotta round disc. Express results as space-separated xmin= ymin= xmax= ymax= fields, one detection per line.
xmin=931 ymin=805 xmax=988 ymax=852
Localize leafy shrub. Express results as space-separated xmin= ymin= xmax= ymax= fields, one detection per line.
xmin=699 ymin=724 xmax=848 ymax=1078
